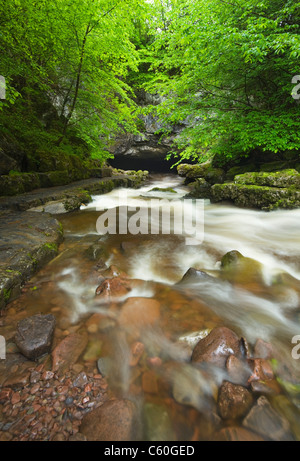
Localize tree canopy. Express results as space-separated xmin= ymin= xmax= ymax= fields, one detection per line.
xmin=144 ymin=0 xmax=300 ymax=164
xmin=0 ymin=0 xmax=299 ymax=165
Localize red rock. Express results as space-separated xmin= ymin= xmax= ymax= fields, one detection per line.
xmin=247 ymin=358 xmax=274 ymax=384
xmin=191 ymin=327 xmax=241 ymax=368
xmin=35 ymin=364 xmax=45 ymax=373
xmin=0 ymin=388 xmax=12 ymax=402
xmin=96 ymin=277 xmax=131 ymax=299
xmin=147 ymin=357 xmax=163 ymax=368
xmin=217 ymin=381 xmax=253 ymax=420
xmin=93 ymin=374 xmax=102 ymax=380
xmin=84 ymin=384 xmax=92 ymax=393
xmin=129 ymin=342 xmax=145 ymax=366
xmin=41 ymin=370 xmax=54 ymax=381
xmin=11 ymin=392 xmax=21 ymax=405
xmin=31 ymin=383 xmax=40 ymax=394
xmin=51 ymin=332 xmax=88 ymax=373
xmin=119 ymin=298 xmax=161 ymax=336
xmin=142 ymin=371 xmax=159 ymax=394
xmin=79 ymin=399 xmax=140 ymax=441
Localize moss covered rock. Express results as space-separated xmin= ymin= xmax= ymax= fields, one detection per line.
xmin=177 ymin=163 xmax=225 ymax=185
xmin=235 ymin=169 xmax=300 ymax=188
xmin=0 ymin=172 xmax=41 ymax=196
xmin=211 ymin=183 xmax=300 ymax=210
xmin=186 ymin=178 xmax=212 ymax=198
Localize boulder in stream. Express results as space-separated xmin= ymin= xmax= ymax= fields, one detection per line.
xmin=191 ymin=326 xmax=241 ymax=368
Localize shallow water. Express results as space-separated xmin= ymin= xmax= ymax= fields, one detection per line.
xmin=4 ymin=174 xmax=300 ymax=440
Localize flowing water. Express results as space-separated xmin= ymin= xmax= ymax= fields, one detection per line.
xmin=4 ymin=174 xmax=300 ymax=440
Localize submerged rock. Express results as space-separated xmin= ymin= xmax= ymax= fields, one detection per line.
xmin=79 ymin=399 xmax=140 ymax=441
xmin=15 ymin=314 xmax=56 ymax=360
xmin=143 ymin=403 xmax=175 ymax=441
xmin=51 ymin=331 xmax=88 ymax=373
xmin=118 ymin=297 xmax=161 ymax=336
xmin=243 ymin=396 xmax=294 ymax=441
xmin=191 ymin=326 xmax=241 ymax=368
xmin=220 ymin=250 xmax=263 ymax=285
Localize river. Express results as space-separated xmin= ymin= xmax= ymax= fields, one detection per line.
xmin=3 ymin=173 xmax=300 ymax=440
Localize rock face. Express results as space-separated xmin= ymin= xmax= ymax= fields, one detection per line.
xmin=108 ymin=92 xmax=185 ymax=172
xmin=15 ymin=314 xmax=56 ymax=360
xmin=79 ymin=399 xmax=140 ymax=441
xmin=191 ymin=326 xmax=241 ymax=368
xmin=0 ymin=210 xmax=63 ymax=309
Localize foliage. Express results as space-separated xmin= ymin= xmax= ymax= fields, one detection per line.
xmin=144 ymin=0 xmax=300 ymax=163
xmin=0 ymin=0 xmax=146 ymax=160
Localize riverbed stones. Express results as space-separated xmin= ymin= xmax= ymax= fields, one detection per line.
xmin=217 ymin=381 xmax=253 ymax=420
xmin=242 ymin=396 xmax=293 ymax=441
xmin=79 ymin=399 xmax=140 ymax=441
xmin=191 ymin=326 xmax=241 ymax=368
xmin=15 ymin=314 xmax=56 ymax=360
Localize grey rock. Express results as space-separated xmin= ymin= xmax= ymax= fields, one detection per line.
xmin=15 ymin=314 xmax=56 ymax=360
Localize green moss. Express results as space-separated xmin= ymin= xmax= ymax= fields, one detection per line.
xmin=3 ymin=288 xmax=11 ymax=303
xmin=42 ymin=243 xmax=58 ymax=252
xmin=150 ymin=187 xmax=177 ymax=193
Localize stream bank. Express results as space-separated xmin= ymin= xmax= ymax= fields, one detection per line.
xmin=0 ymin=170 xmax=148 ymax=309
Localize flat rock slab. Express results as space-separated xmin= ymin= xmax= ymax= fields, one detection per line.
xmin=0 ymin=210 xmax=63 ymax=308
xmin=15 ymin=314 xmax=56 ymax=360
xmin=0 ymin=175 xmax=143 ymax=212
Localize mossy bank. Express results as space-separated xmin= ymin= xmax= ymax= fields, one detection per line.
xmin=179 ymin=163 xmax=300 ymax=211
